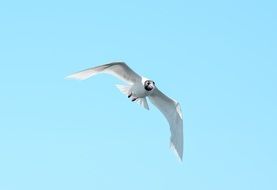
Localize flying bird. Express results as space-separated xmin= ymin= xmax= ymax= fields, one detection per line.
xmin=66 ymin=62 xmax=183 ymax=161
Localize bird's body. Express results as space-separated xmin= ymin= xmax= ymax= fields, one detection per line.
xmin=135 ymin=83 xmax=146 ymax=96
xmin=66 ymin=62 xmax=183 ymax=161
xmin=130 ymin=79 xmax=148 ymax=98
xmin=127 ymin=77 xmax=153 ymax=98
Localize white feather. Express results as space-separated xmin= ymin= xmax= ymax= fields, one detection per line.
xmin=136 ymin=98 xmax=150 ymax=110
xmin=116 ymin=84 xmax=131 ymax=96
xmin=149 ymin=88 xmax=183 ymax=161
xmin=66 ymin=62 xmax=141 ymax=84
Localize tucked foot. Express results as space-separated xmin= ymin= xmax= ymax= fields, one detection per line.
xmin=128 ymin=93 xmax=132 ymax=98
xmin=132 ymin=97 xmax=138 ymax=102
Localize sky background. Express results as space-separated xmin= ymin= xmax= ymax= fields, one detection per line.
xmin=0 ymin=0 xmax=276 ymax=189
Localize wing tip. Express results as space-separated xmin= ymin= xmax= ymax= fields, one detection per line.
xmin=64 ymin=74 xmax=86 ymax=80
xmin=170 ymin=142 xmax=183 ymax=162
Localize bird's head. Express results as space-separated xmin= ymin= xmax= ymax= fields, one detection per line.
xmin=144 ymin=80 xmax=156 ymax=92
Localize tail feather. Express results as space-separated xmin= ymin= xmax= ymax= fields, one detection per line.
xmin=116 ymin=84 xmax=131 ymax=96
xmin=137 ymin=98 xmax=149 ymax=110
xmin=116 ymin=84 xmax=149 ymax=110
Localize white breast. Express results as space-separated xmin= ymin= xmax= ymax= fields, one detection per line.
xmin=131 ymin=82 xmax=147 ymax=98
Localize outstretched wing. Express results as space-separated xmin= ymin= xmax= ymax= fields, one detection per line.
xmin=148 ymin=88 xmax=183 ymax=161
xmin=66 ymin=62 xmax=142 ymax=84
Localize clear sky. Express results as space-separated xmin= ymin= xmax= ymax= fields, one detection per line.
xmin=0 ymin=0 xmax=276 ymax=189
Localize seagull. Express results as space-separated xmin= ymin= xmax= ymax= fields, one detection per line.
xmin=66 ymin=62 xmax=183 ymax=161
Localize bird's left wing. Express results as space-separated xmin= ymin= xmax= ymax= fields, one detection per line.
xmin=148 ymin=88 xmax=183 ymax=161
xmin=66 ymin=62 xmax=141 ymax=84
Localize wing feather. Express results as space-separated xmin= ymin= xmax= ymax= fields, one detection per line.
xmin=66 ymin=62 xmax=141 ymax=84
xmin=149 ymin=88 xmax=183 ymax=161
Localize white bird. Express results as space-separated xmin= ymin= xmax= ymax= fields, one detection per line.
xmin=66 ymin=62 xmax=183 ymax=161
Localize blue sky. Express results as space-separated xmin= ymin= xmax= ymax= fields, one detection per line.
xmin=0 ymin=0 xmax=276 ymax=189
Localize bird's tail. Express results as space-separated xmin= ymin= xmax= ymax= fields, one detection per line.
xmin=116 ymin=84 xmax=132 ymax=96
xmin=116 ymin=84 xmax=149 ymax=110
xmin=136 ymin=98 xmax=149 ymax=110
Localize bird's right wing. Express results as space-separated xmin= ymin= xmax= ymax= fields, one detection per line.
xmin=66 ymin=62 xmax=141 ymax=84
xmin=148 ymin=88 xmax=183 ymax=161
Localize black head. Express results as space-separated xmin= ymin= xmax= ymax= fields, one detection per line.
xmin=144 ymin=80 xmax=155 ymax=91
